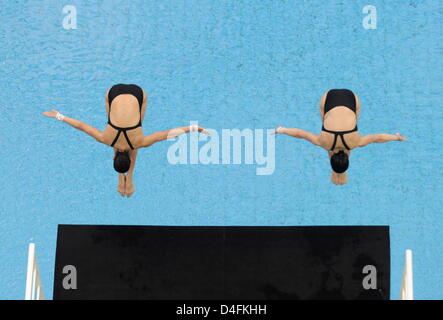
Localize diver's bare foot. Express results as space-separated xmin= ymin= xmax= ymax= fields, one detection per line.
xmin=331 ymin=172 xmax=347 ymax=185
xmin=331 ymin=173 xmax=339 ymax=185
xmin=125 ymin=182 xmax=135 ymax=198
xmin=340 ymin=173 xmax=348 ymax=185
xmin=117 ymin=174 xmax=126 ymax=196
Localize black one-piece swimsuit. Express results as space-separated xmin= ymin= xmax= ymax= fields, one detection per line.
xmin=107 ymin=84 xmax=144 ymax=150
xmin=321 ymin=89 xmax=358 ymax=151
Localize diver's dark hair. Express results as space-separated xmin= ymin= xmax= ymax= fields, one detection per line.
xmin=330 ymin=150 xmax=349 ymax=174
xmin=114 ymin=151 xmax=131 ymax=174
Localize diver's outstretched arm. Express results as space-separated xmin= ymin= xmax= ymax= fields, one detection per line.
xmin=358 ymin=133 xmax=407 ymax=147
xmin=42 ymin=109 xmax=104 ymax=143
xmin=274 ymin=126 xmax=321 ymax=146
xmin=140 ymin=125 xmax=209 ymax=148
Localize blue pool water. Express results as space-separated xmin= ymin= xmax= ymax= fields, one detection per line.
xmin=0 ymin=0 xmax=441 ymax=299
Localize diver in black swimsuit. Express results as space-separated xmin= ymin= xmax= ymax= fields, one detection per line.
xmin=275 ymin=89 xmax=407 ymax=185
xmin=43 ymin=83 xmax=208 ymax=197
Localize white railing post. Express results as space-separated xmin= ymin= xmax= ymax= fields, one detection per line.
xmin=400 ymin=249 xmax=413 ymax=300
xmin=25 ymin=243 xmax=45 ymax=300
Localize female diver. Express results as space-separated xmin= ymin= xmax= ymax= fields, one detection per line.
xmin=274 ymin=89 xmax=407 ymax=185
xmin=43 ymin=84 xmax=208 ymax=197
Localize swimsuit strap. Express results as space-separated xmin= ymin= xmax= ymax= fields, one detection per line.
xmin=110 ymin=130 xmax=122 ymax=148
xmin=108 ymin=120 xmax=139 ymax=150
xmin=321 ymin=126 xmax=358 ymax=135
xmin=330 ymin=133 xmax=339 ymax=151
xmin=339 ymin=133 xmax=351 ymax=150
xmin=109 ymin=126 xmax=136 ymax=150
xmin=107 ymin=121 xmax=139 ymax=150
xmin=108 ymin=121 xmax=141 ymax=131
xmin=122 ymin=130 xmax=135 ymax=150
xmin=322 ymin=125 xmax=358 ymax=151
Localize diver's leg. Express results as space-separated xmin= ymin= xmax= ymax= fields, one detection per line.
xmin=319 ymin=90 xmax=329 ymax=119
xmin=105 ymin=88 xmax=111 ymax=116
xmin=117 ymin=174 xmax=126 ymax=196
xmin=140 ymin=89 xmax=148 ymax=122
xmin=354 ymin=93 xmax=361 ymax=119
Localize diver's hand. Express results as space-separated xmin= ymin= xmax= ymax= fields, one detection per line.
xmin=395 ymin=133 xmax=407 ymax=141
xmin=124 ymin=174 xmax=135 ymax=198
xmin=117 ymin=174 xmax=126 ymax=197
xmin=125 ymin=181 xmax=135 ymax=198
xmin=42 ymin=109 xmax=65 ymax=121
xmin=42 ymin=109 xmax=60 ymax=119
xmin=189 ymin=125 xmax=211 ymax=135
xmin=272 ymin=126 xmax=285 ymax=135
xmin=331 ymin=172 xmax=348 ymax=186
